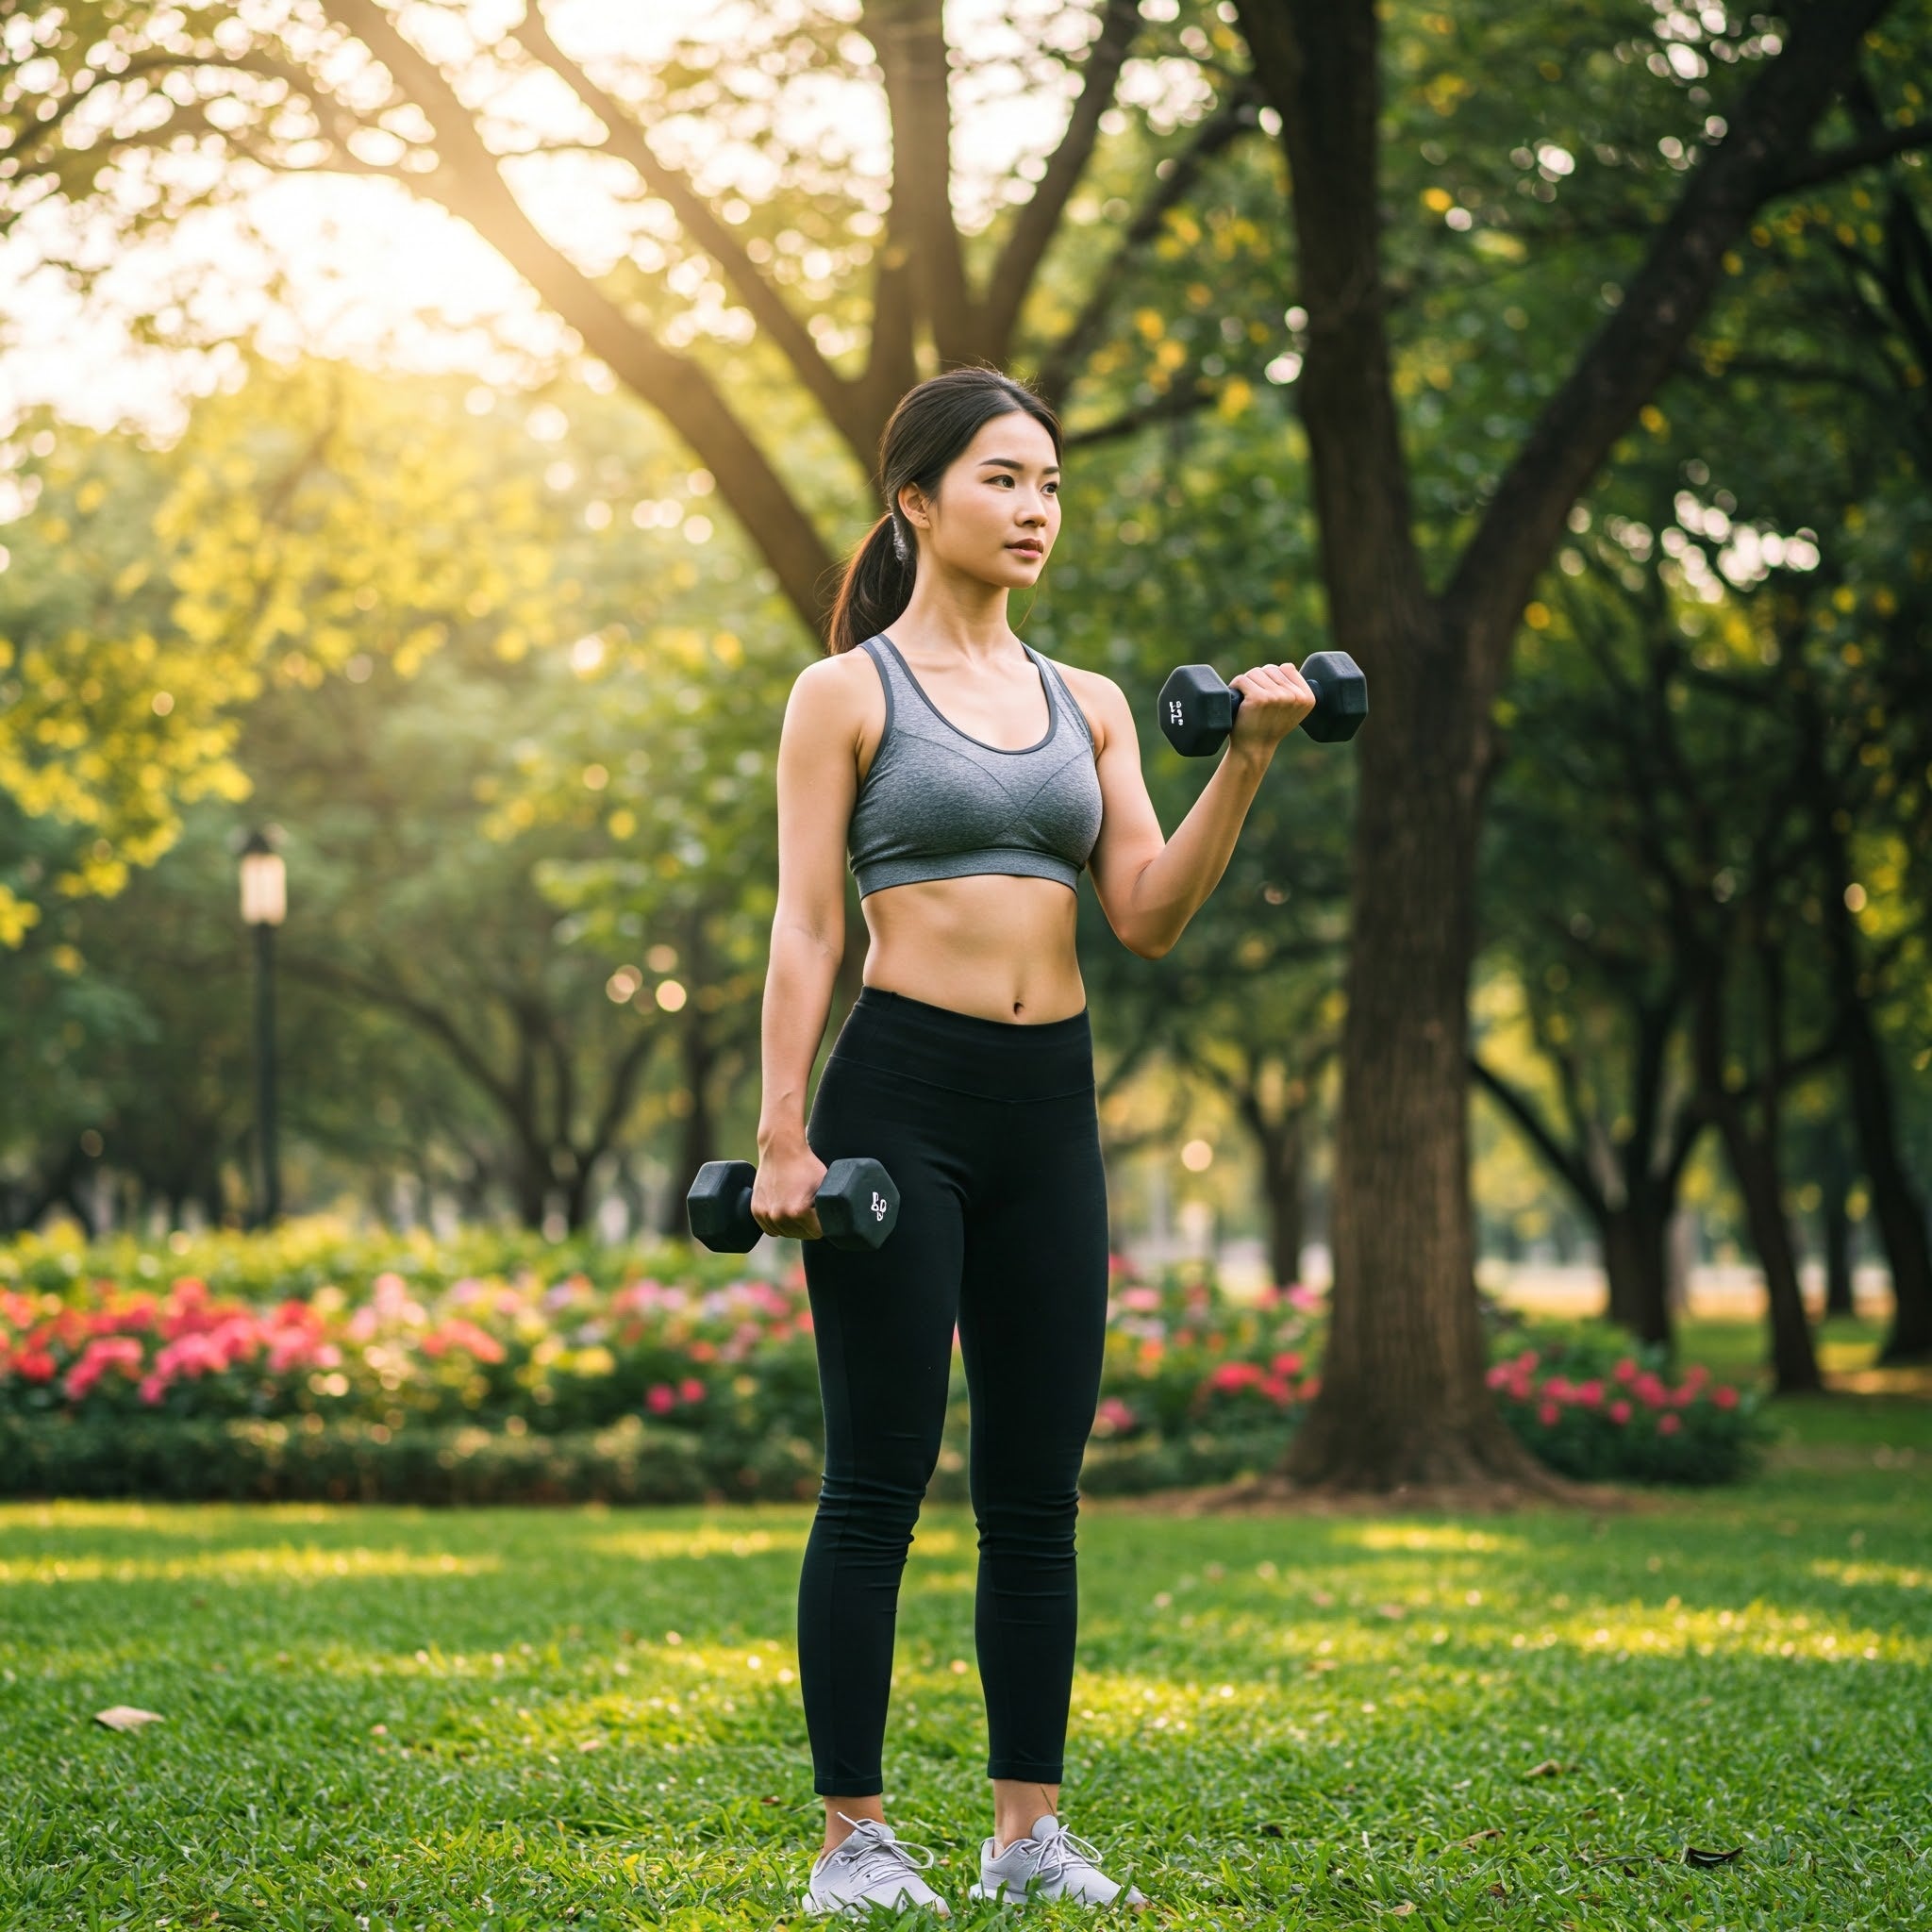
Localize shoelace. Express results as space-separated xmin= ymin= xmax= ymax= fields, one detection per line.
xmin=1027 ymin=1820 xmax=1109 ymax=1887
xmin=831 ymin=1814 xmax=939 ymax=1892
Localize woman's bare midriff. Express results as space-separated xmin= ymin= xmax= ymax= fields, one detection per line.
xmin=859 ymin=873 xmax=1086 ymax=1024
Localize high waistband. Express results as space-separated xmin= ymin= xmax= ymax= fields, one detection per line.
xmin=828 ymin=985 xmax=1093 ymax=1101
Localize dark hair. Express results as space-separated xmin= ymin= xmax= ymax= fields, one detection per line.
xmin=824 ymin=365 xmax=1062 ymax=655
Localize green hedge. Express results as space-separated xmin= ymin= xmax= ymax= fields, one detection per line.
xmin=0 ymin=1411 xmax=1290 ymax=1507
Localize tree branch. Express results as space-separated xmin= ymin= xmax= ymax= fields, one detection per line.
xmin=1778 ymin=118 xmax=1932 ymax=194
xmin=288 ymin=954 xmax=520 ymax=1120
xmin=1033 ymin=75 xmax=1263 ymax=405
xmin=322 ymin=0 xmax=839 ymax=635
xmin=1443 ymin=0 xmax=1898 ymax=705
xmin=1061 ymin=375 xmax=1223 ymax=449
xmin=509 ymin=5 xmax=868 ymax=460
xmin=977 ymin=0 xmax=1142 ymax=358
xmin=1470 ymin=1055 xmax=1604 ymax=1217
xmin=867 ymin=0 xmax=974 ymax=360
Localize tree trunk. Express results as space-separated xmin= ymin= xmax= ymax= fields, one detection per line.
xmin=1803 ymin=728 xmax=1932 ymax=1358
xmin=1259 ymin=1108 xmax=1306 ymax=1289
xmin=1602 ymin=1197 xmax=1674 ymax=1349
xmin=612 ymin=1149 xmax=650 ymax=1244
xmin=1259 ymin=1112 xmax=1306 ymax=1291
xmin=659 ymin=1014 xmax=717 ymax=1241
xmin=1285 ymin=675 xmax=1555 ymax=1488
xmin=1714 ymin=1108 xmax=1823 ymax=1393
xmin=1837 ymin=954 xmax=1932 ymax=1361
xmin=1819 ymin=1136 xmax=1856 ymax=1321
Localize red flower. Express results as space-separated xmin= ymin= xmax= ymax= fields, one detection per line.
xmin=1537 ymin=1400 xmax=1560 ymax=1426
xmin=645 ymin=1384 xmax=675 ymax=1414
xmin=1608 ymin=1398 xmax=1632 ymax=1425
xmin=677 ymin=1376 xmax=706 ymax=1404
xmin=1657 ymin=1412 xmax=1682 ymax=1435
xmin=1712 ymin=1385 xmax=1739 ymax=1409
xmin=1272 ymin=1351 xmax=1303 ymax=1378
xmin=1207 ymin=1361 xmax=1264 ymax=1394
xmin=62 ymin=1336 xmax=144 ymax=1402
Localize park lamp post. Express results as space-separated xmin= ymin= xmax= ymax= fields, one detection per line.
xmin=239 ymin=828 xmax=286 ymax=1229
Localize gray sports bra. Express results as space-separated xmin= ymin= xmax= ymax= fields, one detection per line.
xmin=845 ymin=631 xmax=1104 ymax=899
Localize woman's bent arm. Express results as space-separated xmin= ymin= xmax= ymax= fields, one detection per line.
xmin=1118 ymin=739 xmax=1276 ymax=958
xmin=1082 ymin=661 xmax=1312 ymax=959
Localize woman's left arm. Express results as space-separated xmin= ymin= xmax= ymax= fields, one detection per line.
xmin=1075 ymin=660 xmax=1313 ymax=959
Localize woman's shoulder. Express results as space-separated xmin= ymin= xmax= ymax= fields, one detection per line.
xmin=789 ymin=643 xmax=889 ymax=748
xmin=1031 ymin=649 xmax=1127 ymax=753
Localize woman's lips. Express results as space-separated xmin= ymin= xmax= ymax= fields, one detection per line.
xmin=1008 ymin=541 xmax=1042 ymax=557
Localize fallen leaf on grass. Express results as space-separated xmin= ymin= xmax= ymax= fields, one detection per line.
xmin=93 ymin=1707 xmax=163 ymax=1731
xmin=1458 ymin=1829 xmax=1505 ymax=1847
xmin=577 ymin=1738 xmax=604 ymax=1753
xmin=1486 ymin=1884 xmax=1508 ymax=1899
xmin=1257 ymin=1823 xmax=1286 ymax=1838
xmin=1524 ymin=1759 xmax=1566 ymax=1778
xmin=1682 ymin=1845 xmax=1743 ymax=1867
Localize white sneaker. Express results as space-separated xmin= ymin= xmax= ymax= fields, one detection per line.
xmin=968 ymin=1812 xmax=1147 ymax=1907
xmin=804 ymin=1813 xmax=951 ymax=1919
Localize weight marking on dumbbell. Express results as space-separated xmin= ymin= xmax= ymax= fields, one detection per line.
xmin=1167 ymin=698 xmax=1184 ymax=727
xmin=872 ymin=1191 xmax=888 ymax=1221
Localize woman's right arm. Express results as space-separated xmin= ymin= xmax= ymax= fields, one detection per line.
xmin=752 ymin=658 xmax=862 ymax=1240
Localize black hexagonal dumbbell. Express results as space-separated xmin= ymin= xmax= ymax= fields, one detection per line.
xmin=1157 ymin=651 xmax=1368 ymax=756
xmin=686 ymin=1156 xmax=901 ymax=1254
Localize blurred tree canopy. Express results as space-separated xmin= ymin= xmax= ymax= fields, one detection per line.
xmin=4 ymin=2 xmax=1931 ymax=1474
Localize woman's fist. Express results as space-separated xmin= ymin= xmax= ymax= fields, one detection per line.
xmin=1227 ymin=661 xmax=1316 ymax=752
xmin=751 ymin=1145 xmax=827 ymax=1241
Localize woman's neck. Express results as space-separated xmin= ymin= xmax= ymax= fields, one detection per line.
xmin=891 ymin=572 xmax=1016 ymax=662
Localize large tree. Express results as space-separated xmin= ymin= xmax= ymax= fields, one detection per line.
xmin=1230 ymin=0 xmax=1928 ymax=1487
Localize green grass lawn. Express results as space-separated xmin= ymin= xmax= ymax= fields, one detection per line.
xmin=2 ymin=1338 xmax=1926 ymax=1930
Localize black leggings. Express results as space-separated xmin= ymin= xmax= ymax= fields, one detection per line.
xmin=797 ymin=986 xmax=1109 ymax=1796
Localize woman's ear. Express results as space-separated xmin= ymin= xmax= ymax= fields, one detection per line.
xmin=897 ymin=482 xmax=933 ymax=534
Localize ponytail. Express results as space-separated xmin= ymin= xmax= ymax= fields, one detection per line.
xmin=826 ymin=509 xmax=917 ymax=657
xmin=821 ymin=364 xmax=1062 ymax=657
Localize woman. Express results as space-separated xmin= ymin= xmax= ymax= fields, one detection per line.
xmin=752 ymin=365 xmax=1312 ymax=1917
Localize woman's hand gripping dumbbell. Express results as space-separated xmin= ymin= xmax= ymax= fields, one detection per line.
xmin=686 ymin=1152 xmax=901 ymax=1252
xmin=1158 ymin=650 xmax=1368 ymax=756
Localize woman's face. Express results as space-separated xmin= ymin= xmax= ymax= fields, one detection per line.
xmin=899 ymin=409 xmax=1060 ymax=590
